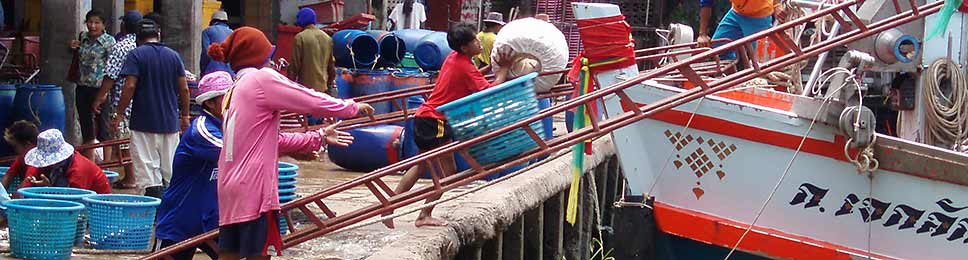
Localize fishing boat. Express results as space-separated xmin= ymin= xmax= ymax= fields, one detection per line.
xmin=574 ymin=1 xmax=968 ymax=259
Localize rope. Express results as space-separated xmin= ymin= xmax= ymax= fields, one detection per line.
xmin=724 ymin=69 xmax=861 ymax=260
xmin=923 ymin=58 xmax=968 ymax=150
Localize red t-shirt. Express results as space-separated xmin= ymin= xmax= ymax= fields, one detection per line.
xmin=3 ymin=146 xmax=32 ymax=188
xmin=20 ymin=151 xmax=112 ymax=194
xmin=414 ymin=52 xmax=494 ymax=120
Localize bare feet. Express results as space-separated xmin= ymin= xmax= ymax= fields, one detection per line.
xmin=415 ymin=216 xmax=448 ymax=227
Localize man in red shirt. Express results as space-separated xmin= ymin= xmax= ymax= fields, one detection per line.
xmin=3 ymin=120 xmax=39 ymax=194
xmin=385 ymin=22 xmax=511 ymax=228
xmin=19 ymin=129 xmax=112 ymax=194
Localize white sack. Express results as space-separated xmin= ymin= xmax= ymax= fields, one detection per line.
xmin=490 ymin=18 xmax=569 ymax=93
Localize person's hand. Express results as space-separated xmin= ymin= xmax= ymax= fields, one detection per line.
xmin=697 ymin=35 xmax=712 ymax=48
xmin=356 ymin=103 xmax=375 ymax=116
xmin=494 ymin=46 xmax=515 ymax=68
xmin=28 ymin=175 xmax=51 ymax=186
xmin=92 ymin=95 xmax=107 ymax=114
xmin=320 ymin=121 xmax=354 ymax=147
xmin=70 ymin=40 xmax=80 ymax=50
xmin=180 ymin=116 xmax=191 ymax=133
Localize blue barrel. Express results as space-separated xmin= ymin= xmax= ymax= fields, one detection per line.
xmin=414 ymin=32 xmax=452 ymax=71
xmin=328 ymin=125 xmax=404 ymax=172
xmin=0 ymin=84 xmax=17 ymax=157
xmin=389 ymin=69 xmax=434 ymax=115
xmin=530 ymin=98 xmax=554 ymax=164
xmin=333 ymin=29 xmax=380 ymax=69
xmin=369 ymin=30 xmax=408 ymax=67
xmin=13 ymin=84 xmax=66 ymax=134
xmin=334 ymin=69 xmax=393 ymax=115
xmin=393 ymin=29 xmax=434 ymax=52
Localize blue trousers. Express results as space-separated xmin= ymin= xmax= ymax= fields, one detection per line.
xmin=713 ymin=9 xmax=774 ymax=60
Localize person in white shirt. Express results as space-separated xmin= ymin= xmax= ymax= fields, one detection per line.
xmin=387 ymin=0 xmax=427 ymax=30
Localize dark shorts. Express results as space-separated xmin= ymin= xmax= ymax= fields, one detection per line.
xmin=218 ymin=211 xmax=283 ymax=257
xmin=153 ymin=238 xmax=218 ymax=260
xmin=412 ymin=117 xmax=453 ymax=151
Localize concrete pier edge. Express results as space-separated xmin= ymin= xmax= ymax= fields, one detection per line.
xmin=366 ymin=136 xmax=618 ymax=260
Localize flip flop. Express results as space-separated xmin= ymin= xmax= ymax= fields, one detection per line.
xmin=113 ymin=182 xmax=138 ymax=189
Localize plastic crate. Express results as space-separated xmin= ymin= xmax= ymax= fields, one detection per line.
xmin=83 ymin=194 xmax=161 ymax=250
xmin=436 ymin=73 xmax=544 ymax=165
xmin=18 ymin=187 xmax=97 ymax=246
xmin=4 ymin=199 xmax=85 ymax=260
xmin=1 ymin=166 xmax=23 ymax=194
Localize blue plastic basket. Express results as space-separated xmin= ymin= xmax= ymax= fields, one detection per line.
xmin=1 ymin=166 xmax=23 ymax=194
xmin=278 ymin=180 xmax=298 ymax=189
xmin=3 ymin=199 xmax=85 ymax=260
xmin=279 ymin=162 xmax=299 ymax=173
xmin=279 ymin=194 xmax=297 ymax=203
xmin=18 ymin=187 xmax=97 ymax=246
xmin=83 ymin=194 xmax=161 ymax=250
xmin=278 ymin=187 xmax=297 ymax=197
xmin=279 ymin=172 xmax=298 ymax=182
xmin=103 ymin=170 xmax=120 ymax=183
xmin=437 ymin=73 xmax=545 ymax=165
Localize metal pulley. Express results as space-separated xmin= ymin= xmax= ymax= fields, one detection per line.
xmin=839 ymin=105 xmax=877 ymax=147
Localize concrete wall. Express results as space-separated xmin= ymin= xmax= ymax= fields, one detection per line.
xmin=366 ymin=137 xmax=623 ymax=260
xmin=161 ymin=0 xmax=202 ymax=74
xmin=39 ymin=0 xmax=90 ymax=144
xmin=92 ymin=0 xmax=123 ymax=35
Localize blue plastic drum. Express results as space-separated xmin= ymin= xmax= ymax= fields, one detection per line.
xmin=413 ymin=32 xmax=452 ymax=71
xmin=333 ymin=29 xmax=380 ymax=68
xmin=13 ymin=84 xmax=65 ymax=133
xmin=328 ymin=125 xmax=404 ymax=172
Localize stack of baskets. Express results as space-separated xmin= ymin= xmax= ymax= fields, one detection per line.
xmin=278 ymin=162 xmax=299 ymax=235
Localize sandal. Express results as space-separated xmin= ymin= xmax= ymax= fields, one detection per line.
xmin=113 ymin=182 xmax=138 ymax=189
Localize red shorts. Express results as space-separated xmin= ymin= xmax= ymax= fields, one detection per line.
xmin=218 ymin=211 xmax=283 ymax=257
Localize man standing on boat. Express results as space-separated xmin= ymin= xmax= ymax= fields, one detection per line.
xmin=696 ymin=0 xmax=782 ymax=59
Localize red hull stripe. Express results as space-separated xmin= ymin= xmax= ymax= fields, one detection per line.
xmin=654 ymin=201 xmax=896 ymax=260
xmin=632 ymin=106 xmax=856 ymax=162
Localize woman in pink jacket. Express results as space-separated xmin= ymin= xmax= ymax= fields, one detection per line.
xmin=207 ymin=27 xmax=374 ymax=260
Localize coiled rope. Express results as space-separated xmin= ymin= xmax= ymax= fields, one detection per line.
xmin=923 ymin=58 xmax=968 ymax=150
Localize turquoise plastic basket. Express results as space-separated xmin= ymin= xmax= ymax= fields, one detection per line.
xmin=83 ymin=194 xmax=161 ymax=250
xmin=279 ymin=162 xmax=299 ymax=173
xmin=279 ymin=194 xmax=297 ymax=203
xmin=103 ymin=170 xmax=120 ymax=183
xmin=1 ymin=166 xmax=23 ymax=194
xmin=278 ymin=180 xmax=298 ymax=189
xmin=436 ymin=73 xmax=544 ymax=165
xmin=3 ymin=199 xmax=85 ymax=260
xmin=278 ymin=187 xmax=297 ymax=197
xmin=18 ymin=187 xmax=97 ymax=247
